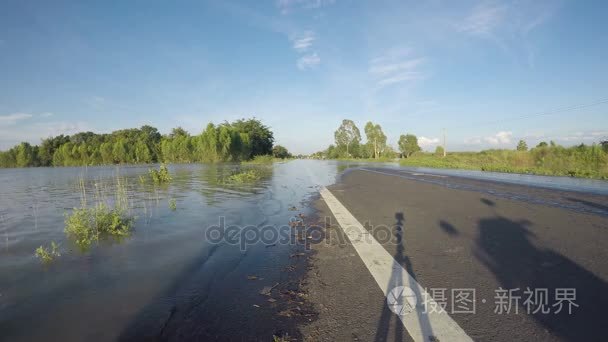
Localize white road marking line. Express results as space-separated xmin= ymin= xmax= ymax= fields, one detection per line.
xmin=319 ymin=187 xmax=472 ymax=342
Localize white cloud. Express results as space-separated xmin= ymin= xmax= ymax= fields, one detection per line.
xmin=40 ymin=112 xmax=54 ymax=118
xmin=297 ymin=53 xmax=320 ymax=70
xmin=484 ymin=131 xmax=513 ymax=145
xmin=0 ymin=113 xmax=33 ymax=125
xmin=458 ymin=1 xmax=507 ymax=36
xmin=277 ymin=0 xmax=335 ymax=14
xmin=557 ymin=131 xmax=608 ymax=142
xmin=291 ymin=31 xmax=315 ymax=52
xmin=418 ymin=136 xmax=441 ymax=149
xmin=369 ymin=49 xmax=426 ymax=89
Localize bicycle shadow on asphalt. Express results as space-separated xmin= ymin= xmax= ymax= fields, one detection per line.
xmin=374 ymin=212 xmax=435 ymax=342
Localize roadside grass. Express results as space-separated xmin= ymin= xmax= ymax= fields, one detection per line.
xmin=400 ymin=146 xmax=608 ymax=179
xmin=35 ymin=241 xmax=61 ymax=264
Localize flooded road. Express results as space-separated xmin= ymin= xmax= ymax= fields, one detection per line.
xmin=0 ymin=161 xmax=339 ymax=341
xmin=0 ymin=160 xmax=607 ymax=340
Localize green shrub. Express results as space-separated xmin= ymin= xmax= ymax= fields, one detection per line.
xmin=224 ymin=169 xmax=264 ymax=184
xmin=149 ymin=163 xmax=171 ymax=183
xmin=65 ymin=204 xmax=132 ymax=251
xmin=35 ymin=241 xmax=61 ymax=264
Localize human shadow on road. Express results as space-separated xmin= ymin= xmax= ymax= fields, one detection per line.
xmin=374 ymin=212 xmax=434 ymax=342
xmin=475 ymin=213 xmax=608 ymax=340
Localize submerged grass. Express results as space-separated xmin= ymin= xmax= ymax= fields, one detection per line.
xmin=35 ymin=241 xmax=61 ymax=264
xmin=224 ymin=169 xmax=265 ymax=183
xmin=149 ymin=163 xmax=172 ymax=184
xmin=169 ymin=198 xmax=177 ymax=211
xmin=65 ymin=204 xmax=133 ymax=251
xmin=64 ymin=172 xmax=134 ymax=251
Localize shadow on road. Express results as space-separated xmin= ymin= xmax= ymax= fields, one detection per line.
xmin=439 ymin=220 xmax=459 ymax=236
xmin=475 ymin=199 xmax=608 ymax=340
xmin=566 ymin=196 xmax=608 ymax=214
xmin=374 ymin=212 xmax=434 ymax=342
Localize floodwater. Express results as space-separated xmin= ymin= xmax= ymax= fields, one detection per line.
xmin=1 ymin=160 xmax=606 ymax=341
xmin=0 ymin=160 xmax=338 ymax=341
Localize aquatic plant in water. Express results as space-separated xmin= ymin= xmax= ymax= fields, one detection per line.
xmin=224 ymin=169 xmax=264 ymax=184
xmin=64 ymin=174 xmax=134 ymax=251
xmin=149 ymin=163 xmax=172 ymax=184
xmin=35 ymin=241 xmax=61 ymax=264
xmin=65 ymin=204 xmax=133 ymax=251
xmin=169 ymin=198 xmax=177 ymax=211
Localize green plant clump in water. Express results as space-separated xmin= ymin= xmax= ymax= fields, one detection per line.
xmin=224 ymin=169 xmax=264 ymax=184
xmin=149 ymin=163 xmax=172 ymax=184
xmin=169 ymin=198 xmax=177 ymax=211
xmin=35 ymin=241 xmax=61 ymax=264
xmin=65 ymin=204 xmax=133 ymax=251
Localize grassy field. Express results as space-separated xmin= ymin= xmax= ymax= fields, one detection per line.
xmin=400 ymin=145 xmax=608 ymax=180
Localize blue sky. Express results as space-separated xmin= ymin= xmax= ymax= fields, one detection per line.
xmin=0 ymin=0 xmax=607 ymax=154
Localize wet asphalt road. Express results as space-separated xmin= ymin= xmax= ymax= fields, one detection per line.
xmin=305 ymin=168 xmax=608 ymax=341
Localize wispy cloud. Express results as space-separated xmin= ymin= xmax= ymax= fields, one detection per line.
xmin=369 ymin=49 xmax=426 ymax=89
xmin=291 ymin=31 xmax=315 ymax=52
xmin=40 ymin=112 xmax=54 ymax=118
xmin=456 ymin=0 xmax=558 ymax=66
xmin=297 ymin=53 xmax=320 ymax=69
xmin=277 ymin=0 xmax=335 ymax=14
xmin=546 ymin=131 xmax=608 ymax=143
xmin=458 ymin=1 xmax=507 ymax=36
xmin=0 ymin=113 xmax=33 ymax=125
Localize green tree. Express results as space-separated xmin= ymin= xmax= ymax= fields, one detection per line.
xmin=536 ymin=141 xmax=548 ymax=148
xmin=334 ymin=119 xmax=361 ymax=157
xmin=230 ymin=118 xmax=274 ymax=158
xmin=364 ymin=121 xmax=387 ymax=159
xmin=272 ymin=145 xmax=291 ymax=159
xmin=134 ymin=140 xmax=152 ymax=163
xmin=398 ymin=134 xmax=421 ymax=158
xmin=39 ymin=135 xmax=69 ymax=166
xmin=15 ymin=142 xmax=37 ymax=167
xmin=435 ymin=145 xmax=445 ymax=156
xmin=517 ymin=140 xmax=528 ymax=151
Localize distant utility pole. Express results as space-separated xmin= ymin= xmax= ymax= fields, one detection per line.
xmin=442 ymin=128 xmax=447 ymax=157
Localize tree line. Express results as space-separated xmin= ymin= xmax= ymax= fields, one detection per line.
xmin=313 ymin=119 xmax=422 ymax=159
xmin=0 ymin=118 xmax=279 ymax=168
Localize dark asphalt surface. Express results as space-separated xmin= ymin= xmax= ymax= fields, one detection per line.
xmin=302 ymin=168 xmax=608 ymax=341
